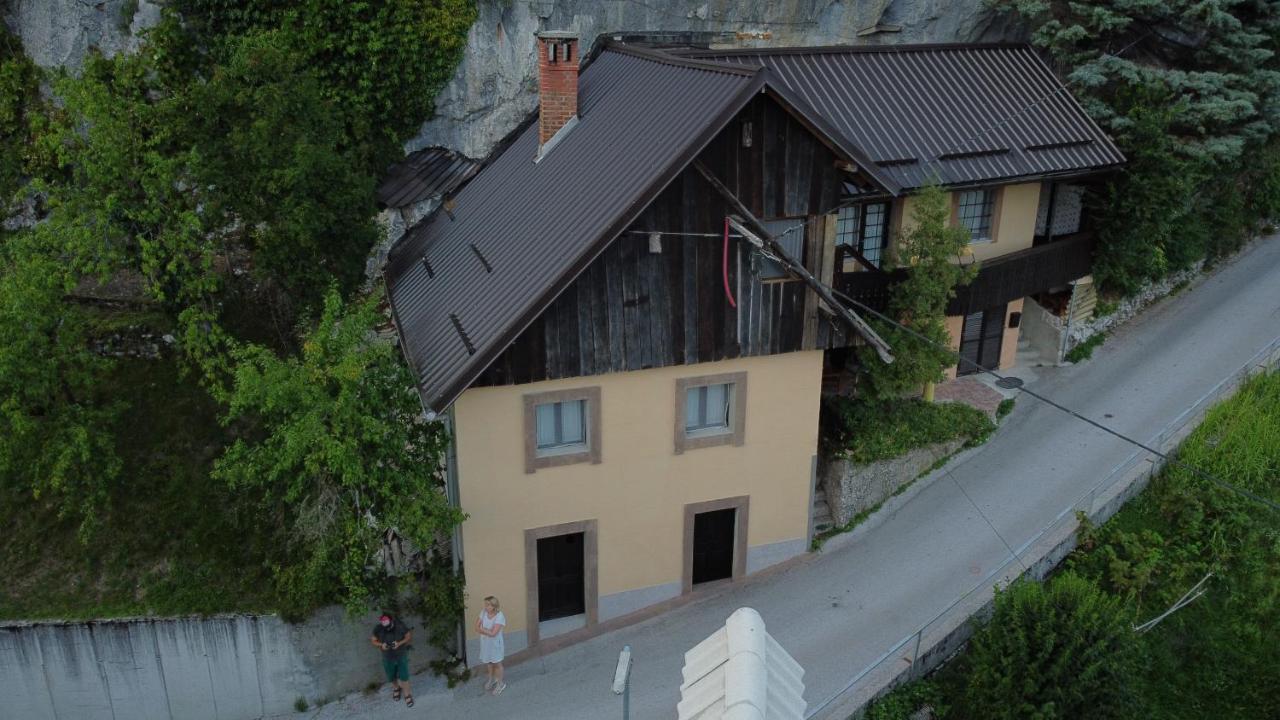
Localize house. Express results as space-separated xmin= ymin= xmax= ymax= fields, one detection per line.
xmin=384 ymin=34 xmax=1122 ymax=662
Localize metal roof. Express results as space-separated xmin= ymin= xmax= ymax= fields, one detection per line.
xmin=388 ymin=46 xmax=773 ymax=413
xmin=683 ymin=44 xmax=1125 ymax=189
xmin=376 ymin=146 xmax=481 ymax=208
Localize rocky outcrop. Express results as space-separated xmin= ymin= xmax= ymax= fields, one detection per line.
xmin=5 ymin=0 xmax=163 ymax=70
xmin=408 ymin=0 xmax=1029 ymax=159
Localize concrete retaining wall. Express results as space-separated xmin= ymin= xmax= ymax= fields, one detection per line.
xmin=0 ymin=607 xmax=438 ymax=720
xmin=821 ymin=439 xmax=966 ymax=527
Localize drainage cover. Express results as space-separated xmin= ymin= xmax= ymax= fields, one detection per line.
xmin=995 ymin=377 xmax=1024 ymax=389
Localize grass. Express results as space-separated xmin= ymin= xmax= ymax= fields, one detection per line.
xmin=822 ymin=397 xmax=995 ymax=466
xmin=1065 ymin=332 xmax=1106 ymax=363
xmin=0 ymin=357 xmax=278 ymax=619
xmin=861 ymin=369 xmax=1280 ymax=720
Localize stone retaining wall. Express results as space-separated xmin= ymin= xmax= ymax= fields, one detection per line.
xmin=821 ymin=439 xmax=966 ymax=527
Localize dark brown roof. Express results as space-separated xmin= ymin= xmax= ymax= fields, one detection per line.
xmin=376 ymin=147 xmax=481 ymax=208
xmin=388 ymin=47 xmax=781 ymax=413
xmin=681 ymin=44 xmax=1125 ymax=189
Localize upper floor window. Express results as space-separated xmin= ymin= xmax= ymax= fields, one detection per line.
xmin=957 ymin=189 xmax=996 ymax=243
xmin=674 ymin=372 xmax=747 ymax=454
xmin=536 ymin=400 xmax=587 ymax=454
xmin=836 ymin=202 xmax=889 ymax=268
xmin=757 ymin=218 xmax=805 ymax=280
xmin=524 ymin=387 xmax=601 ymax=473
xmin=685 ymin=383 xmax=732 ymax=436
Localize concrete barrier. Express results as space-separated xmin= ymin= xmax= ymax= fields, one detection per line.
xmin=0 ymin=607 xmax=438 ymax=720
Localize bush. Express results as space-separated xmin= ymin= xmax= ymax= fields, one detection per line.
xmin=960 ymin=573 xmax=1138 ymax=720
xmin=822 ymin=397 xmax=994 ymax=465
xmin=1064 ymin=333 xmax=1105 ymax=364
xmin=865 ymin=679 xmax=948 ymax=720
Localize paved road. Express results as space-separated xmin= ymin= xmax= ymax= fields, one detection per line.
xmin=296 ymin=236 xmax=1280 ymax=720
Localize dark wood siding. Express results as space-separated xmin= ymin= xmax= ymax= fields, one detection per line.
xmin=474 ymin=94 xmax=855 ymax=389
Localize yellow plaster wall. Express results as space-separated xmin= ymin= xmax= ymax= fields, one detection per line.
xmin=890 ymin=182 xmax=1041 ymax=265
xmin=452 ymin=350 xmax=822 ymax=639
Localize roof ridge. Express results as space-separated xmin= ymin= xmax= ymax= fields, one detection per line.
xmin=601 ymin=40 xmax=761 ymax=76
xmin=674 ymin=42 xmax=1033 ymax=57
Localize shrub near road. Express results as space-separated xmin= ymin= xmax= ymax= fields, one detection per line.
xmin=866 ymin=369 xmax=1280 ymax=720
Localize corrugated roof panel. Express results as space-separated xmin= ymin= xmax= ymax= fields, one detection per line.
xmin=376 ymin=147 xmax=481 ymax=208
xmin=694 ymin=44 xmax=1124 ymax=190
xmin=386 ymin=48 xmax=761 ymax=412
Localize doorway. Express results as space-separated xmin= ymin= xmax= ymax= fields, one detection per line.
xmin=957 ymin=303 xmax=1007 ymax=376
xmin=683 ymin=496 xmax=749 ymax=593
xmin=536 ymin=532 xmax=585 ymax=621
xmin=692 ymin=508 xmax=737 ymax=585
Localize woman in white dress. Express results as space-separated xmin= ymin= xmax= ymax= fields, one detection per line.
xmin=475 ymin=595 xmax=507 ymax=695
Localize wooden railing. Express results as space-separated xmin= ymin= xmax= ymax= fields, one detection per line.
xmin=833 ymin=231 xmax=1096 ymax=317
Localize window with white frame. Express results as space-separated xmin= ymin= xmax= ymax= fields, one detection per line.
xmin=523 ymin=387 xmax=601 ymax=473
xmin=535 ymin=399 xmax=588 ymax=455
xmin=674 ymin=372 xmax=747 ymax=453
xmin=685 ymin=383 xmax=732 ymax=437
xmin=835 ymin=202 xmax=889 ymax=268
xmin=957 ymin=189 xmax=996 ymax=243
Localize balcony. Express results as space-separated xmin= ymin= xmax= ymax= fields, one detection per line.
xmin=833 ymin=231 xmax=1096 ymax=317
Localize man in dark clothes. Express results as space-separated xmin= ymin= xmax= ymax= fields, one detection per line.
xmin=370 ymin=612 xmax=414 ymax=706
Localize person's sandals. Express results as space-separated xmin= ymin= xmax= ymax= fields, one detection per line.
xmin=492 ymin=682 xmax=507 ymax=696
xmin=484 ymin=679 xmax=495 ymax=691
xmin=392 ymin=688 xmax=402 ymax=701
xmin=405 ymin=696 xmax=415 ymax=708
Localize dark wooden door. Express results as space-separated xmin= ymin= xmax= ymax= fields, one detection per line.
xmin=957 ymin=304 xmax=1006 ymax=376
xmin=536 ymin=532 xmax=585 ymax=621
xmin=692 ymin=508 xmax=736 ymax=585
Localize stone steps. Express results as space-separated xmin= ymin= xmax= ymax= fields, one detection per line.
xmin=813 ymin=484 xmax=834 ymax=533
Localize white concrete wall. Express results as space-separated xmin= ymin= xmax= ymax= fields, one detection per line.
xmin=0 ymin=608 xmax=437 ymax=720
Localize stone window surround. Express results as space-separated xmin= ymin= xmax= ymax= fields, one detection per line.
xmin=523 ymin=519 xmax=599 ymax=647
xmin=523 ymin=386 xmax=602 ymax=474
xmin=681 ymin=496 xmax=750 ymax=594
xmin=951 ymin=186 xmax=1004 ymax=245
xmin=673 ymin=371 xmax=747 ymax=454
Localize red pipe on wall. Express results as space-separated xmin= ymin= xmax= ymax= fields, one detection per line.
xmin=722 ymin=216 xmax=737 ymax=308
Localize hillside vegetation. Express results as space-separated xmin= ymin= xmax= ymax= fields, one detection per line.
xmin=0 ymin=0 xmax=473 ymax=675
xmin=867 ymin=368 xmax=1280 ymax=719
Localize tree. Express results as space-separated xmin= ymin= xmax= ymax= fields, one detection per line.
xmin=214 ymin=287 xmax=464 ymax=617
xmin=859 ymin=184 xmax=976 ymax=399
xmin=961 ymin=573 xmax=1139 ymax=719
xmin=0 ymin=233 xmax=122 ymax=541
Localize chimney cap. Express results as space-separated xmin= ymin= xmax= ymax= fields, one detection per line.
xmin=537 ymin=30 xmax=579 ymax=40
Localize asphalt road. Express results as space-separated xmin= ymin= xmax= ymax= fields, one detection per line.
xmin=296 ymin=235 xmax=1280 ymax=720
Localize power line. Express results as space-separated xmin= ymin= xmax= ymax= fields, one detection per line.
xmin=828 ymin=286 xmax=1280 ymax=514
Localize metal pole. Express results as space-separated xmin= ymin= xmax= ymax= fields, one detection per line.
xmin=623 ymin=677 xmax=630 ymax=720
xmin=909 ymin=630 xmax=923 ymax=679
xmin=613 ymin=645 xmax=633 ymax=720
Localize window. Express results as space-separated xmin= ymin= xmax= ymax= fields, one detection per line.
xmin=685 ymin=383 xmax=732 ymax=436
xmin=674 ymin=372 xmax=747 ymax=453
xmin=835 ymin=202 xmax=889 ymax=269
xmin=957 ymin=189 xmax=996 ymax=243
xmin=524 ymin=387 xmax=601 ymax=473
xmin=757 ymin=219 xmax=805 ymax=280
xmin=536 ymin=400 xmax=587 ymax=454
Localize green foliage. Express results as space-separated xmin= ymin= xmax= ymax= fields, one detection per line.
xmin=865 ymin=679 xmax=948 ymax=720
xmin=961 ymin=573 xmax=1139 ymax=720
xmin=178 ymin=0 xmax=476 ymax=164
xmin=0 ymin=235 xmax=122 ymax=541
xmin=214 ymin=287 xmax=464 ymax=617
xmin=993 ymin=0 xmax=1280 ymax=295
xmin=822 ymin=397 xmax=994 ymax=465
xmin=1064 ymin=332 xmax=1106 ymax=363
xmin=0 ymin=24 xmax=38 ymax=208
xmin=859 ymin=184 xmax=977 ymax=398
xmin=996 ymin=398 xmax=1016 ymax=420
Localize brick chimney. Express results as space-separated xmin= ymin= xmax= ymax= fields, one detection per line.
xmin=537 ymin=32 xmax=579 ymax=147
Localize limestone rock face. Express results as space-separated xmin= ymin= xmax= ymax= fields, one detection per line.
xmin=5 ymin=0 xmax=163 ymax=70
xmin=408 ymin=0 xmax=1029 ymax=159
